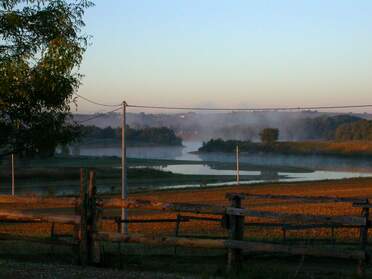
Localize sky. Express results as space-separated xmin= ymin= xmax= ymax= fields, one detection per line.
xmin=76 ymin=0 xmax=372 ymax=113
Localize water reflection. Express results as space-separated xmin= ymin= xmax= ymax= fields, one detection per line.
xmin=75 ymin=141 xmax=372 ymax=173
xmin=76 ymin=144 xmax=184 ymax=160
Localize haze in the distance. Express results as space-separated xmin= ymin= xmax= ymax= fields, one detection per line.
xmin=77 ymin=1 xmax=372 ymax=113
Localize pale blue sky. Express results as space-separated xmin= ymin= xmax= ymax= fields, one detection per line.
xmin=77 ymin=0 xmax=372 ymax=113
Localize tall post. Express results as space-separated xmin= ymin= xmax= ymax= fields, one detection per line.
xmin=357 ymin=199 xmax=369 ymax=277
xmin=88 ymin=170 xmax=100 ymax=264
xmin=121 ymin=101 xmax=128 ymax=234
xmin=78 ymin=169 xmax=88 ymax=265
xmin=11 ymin=153 xmax=15 ymax=196
xmin=226 ymin=193 xmax=245 ymax=274
xmin=236 ymin=145 xmax=240 ymax=186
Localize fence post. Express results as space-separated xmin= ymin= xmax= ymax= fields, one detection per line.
xmin=78 ymin=168 xmax=88 ymax=265
xmin=226 ymin=193 xmax=245 ymax=274
xmin=174 ymin=213 xmax=181 ymax=255
xmin=73 ymin=169 xmax=83 ymax=264
xmin=88 ymin=170 xmax=101 ymax=265
xmin=11 ymin=153 xmax=15 ymax=196
xmin=282 ymin=226 xmax=287 ymax=242
xmin=357 ymin=199 xmax=369 ymax=277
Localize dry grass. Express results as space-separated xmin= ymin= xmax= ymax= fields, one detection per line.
xmin=2 ymin=178 xmax=372 ymax=242
xmin=278 ymin=140 xmax=372 ymax=156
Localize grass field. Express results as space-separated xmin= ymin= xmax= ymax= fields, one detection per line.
xmin=1 ymin=178 xmax=372 ymax=278
xmin=2 ymin=177 xmax=372 ymax=239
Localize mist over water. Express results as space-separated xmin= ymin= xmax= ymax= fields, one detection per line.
xmin=74 ymin=111 xmax=372 ymax=142
xmin=74 ymin=141 xmax=372 ymax=188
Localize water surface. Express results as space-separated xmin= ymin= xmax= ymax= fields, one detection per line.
xmin=74 ymin=141 xmax=372 ymax=189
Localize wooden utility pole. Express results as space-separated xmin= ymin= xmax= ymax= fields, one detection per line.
xmin=236 ymin=145 xmax=240 ymax=186
xmin=11 ymin=154 xmax=15 ymax=196
xmin=121 ymin=101 xmax=128 ymax=234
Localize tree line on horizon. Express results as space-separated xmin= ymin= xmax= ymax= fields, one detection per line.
xmin=199 ymin=115 xmax=372 ymax=154
xmin=213 ymin=114 xmax=371 ymax=142
xmin=80 ymin=125 xmax=183 ymax=146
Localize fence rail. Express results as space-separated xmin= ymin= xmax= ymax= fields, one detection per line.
xmin=0 ymin=195 xmax=79 ymax=208
xmin=230 ymin=193 xmax=368 ymax=204
xmin=0 ymin=209 xmax=80 ymax=224
xmin=0 ymin=169 xmax=370 ymax=277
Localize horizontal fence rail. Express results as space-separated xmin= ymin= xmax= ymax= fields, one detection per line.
xmin=0 ymin=233 xmax=77 ymax=246
xmin=225 ymin=207 xmax=367 ymax=226
xmin=101 ymin=197 xmax=366 ymax=226
xmin=0 ymin=209 xmax=80 ymax=225
xmin=101 ymin=198 xmax=227 ymax=215
xmin=94 ymin=232 xmax=366 ymax=261
xmin=0 ymin=195 xmax=79 ymax=208
xmin=0 ymin=169 xmax=370 ymax=277
xmin=227 ymin=192 xmax=368 ymax=204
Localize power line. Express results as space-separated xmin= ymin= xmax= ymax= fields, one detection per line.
xmin=74 ymin=93 xmax=122 ymax=107
xmin=127 ymin=103 xmax=372 ymax=111
xmin=73 ymin=93 xmax=372 ymax=112
xmin=75 ymin=106 xmax=122 ymax=124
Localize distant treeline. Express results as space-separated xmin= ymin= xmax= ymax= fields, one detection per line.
xmin=290 ymin=116 xmax=372 ymax=141
xmin=80 ymin=126 xmax=182 ymax=146
xmin=199 ymin=116 xmax=372 ymax=157
xmin=335 ymin=120 xmax=372 ymax=141
xmin=289 ymin=115 xmax=366 ymax=140
xmin=214 ymin=115 xmax=370 ymax=141
xmin=199 ymin=139 xmax=372 ymax=158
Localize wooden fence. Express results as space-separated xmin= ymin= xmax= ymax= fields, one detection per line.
xmin=0 ymin=169 xmax=370 ymax=276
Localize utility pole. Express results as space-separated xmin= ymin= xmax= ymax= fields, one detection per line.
xmin=236 ymin=145 xmax=240 ymax=186
xmin=121 ymin=101 xmax=128 ymax=234
xmin=11 ymin=153 xmax=15 ymax=196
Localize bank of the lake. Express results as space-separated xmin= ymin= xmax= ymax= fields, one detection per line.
xmin=198 ymin=139 xmax=372 ymax=158
xmin=0 ymin=156 xmax=293 ymax=196
xmin=2 ymin=154 xmax=372 ymax=196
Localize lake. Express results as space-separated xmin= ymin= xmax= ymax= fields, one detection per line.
xmin=75 ymin=141 xmax=372 ymax=189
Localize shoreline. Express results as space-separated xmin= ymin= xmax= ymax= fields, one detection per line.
xmin=197 ymin=140 xmax=372 ymax=159
xmin=129 ymin=176 xmax=372 ymax=197
xmin=196 ymin=149 xmax=372 ymax=160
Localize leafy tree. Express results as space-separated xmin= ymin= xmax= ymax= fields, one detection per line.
xmin=335 ymin=120 xmax=372 ymax=141
xmin=290 ymin=115 xmax=362 ymax=140
xmin=260 ymin=128 xmax=279 ymax=145
xmin=79 ymin=125 xmax=183 ymax=146
xmin=0 ymin=0 xmax=92 ymax=157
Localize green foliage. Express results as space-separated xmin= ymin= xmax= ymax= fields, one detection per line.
xmin=335 ymin=120 xmax=372 ymax=141
xmin=291 ymin=115 xmax=362 ymax=140
xmin=79 ymin=125 xmax=183 ymax=146
xmin=260 ymin=128 xmax=279 ymax=144
xmin=0 ymin=0 xmax=92 ymax=157
xmin=199 ymin=138 xmax=372 ymax=157
xmin=200 ymin=139 xmax=242 ymax=152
